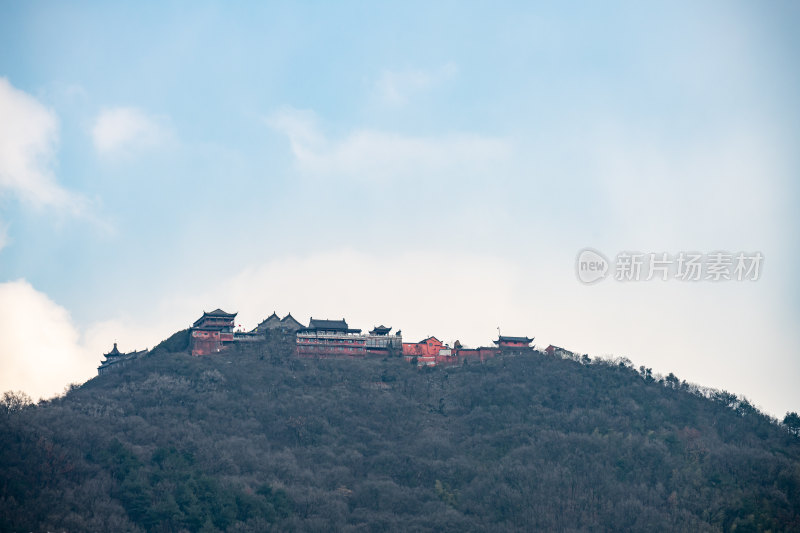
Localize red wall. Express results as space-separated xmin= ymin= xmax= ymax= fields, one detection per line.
xmin=402 ymin=337 xmax=445 ymax=358
xmin=454 ymin=347 xmax=499 ymax=363
xmin=191 ymin=330 xmax=221 ymax=356
xmin=296 ymin=337 xmax=367 ymax=357
xmin=499 ymin=340 xmax=529 ymax=348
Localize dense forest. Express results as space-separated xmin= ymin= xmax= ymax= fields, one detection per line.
xmin=2 ymin=332 xmax=800 ymax=532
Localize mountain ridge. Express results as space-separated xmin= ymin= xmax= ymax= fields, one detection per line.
xmin=2 ymin=334 xmax=799 ymax=532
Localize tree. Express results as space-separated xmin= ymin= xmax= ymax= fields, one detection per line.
xmin=1 ymin=390 xmax=32 ymax=413
xmin=783 ymin=412 xmax=800 ymax=435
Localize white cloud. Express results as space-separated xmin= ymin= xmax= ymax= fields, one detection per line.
xmin=267 ymin=107 xmax=510 ymax=182
xmin=374 ymin=63 xmax=457 ymax=105
xmin=582 ymin=121 xmax=783 ymax=249
xmin=92 ymin=107 xmax=170 ymax=155
xmin=267 ymin=108 xmax=326 ymax=164
xmin=0 ymin=280 xmax=172 ymax=401
xmin=0 ymin=77 xmax=86 ymax=213
xmin=0 ymin=280 xmax=98 ymax=401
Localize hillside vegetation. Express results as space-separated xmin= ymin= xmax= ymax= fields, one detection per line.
xmin=2 ymin=334 xmax=799 ymax=532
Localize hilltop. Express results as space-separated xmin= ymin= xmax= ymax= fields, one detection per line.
xmin=2 ymin=335 xmax=800 ymax=532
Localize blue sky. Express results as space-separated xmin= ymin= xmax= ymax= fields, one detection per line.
xmin=1 ymin=1 xmax=798 ymax=416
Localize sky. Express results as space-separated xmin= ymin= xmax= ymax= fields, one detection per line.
xmin=0 ymin=1 xmax=798 ymax=417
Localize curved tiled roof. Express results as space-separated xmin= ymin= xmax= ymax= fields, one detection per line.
xmin=495 ymin=335 xmax=534 ymax=344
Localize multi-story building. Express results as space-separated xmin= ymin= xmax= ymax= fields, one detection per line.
xmin=366 ymin=325 xmax=403 ymax=355
xmin=296 ymin=318 xmax=367 ymax=357
xmin=190 ymin=309 xmax=237 ymax=356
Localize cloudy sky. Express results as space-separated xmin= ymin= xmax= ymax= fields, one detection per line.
xmin=1 ymin=2 xmax=798 ymax=416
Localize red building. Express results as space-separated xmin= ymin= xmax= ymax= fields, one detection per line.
xmin=296 ymin=318 xmax=366 ymax=357
xmin=494 ymin=335 xmax=534 ymax=350
xmin=190 ymin=309 xmax=237 ymax=356
xmin=403 ymin=336 xmax=451 ymax=366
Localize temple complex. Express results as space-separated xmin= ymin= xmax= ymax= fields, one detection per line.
xmin=101 ymin=305 xmax=537 ymax=370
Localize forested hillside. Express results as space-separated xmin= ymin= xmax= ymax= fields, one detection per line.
xmin=2 ymin=335 xmax=799 ymax=532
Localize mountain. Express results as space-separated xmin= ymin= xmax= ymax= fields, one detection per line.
xmin=2 ymin=333 xmax=799 ymax=532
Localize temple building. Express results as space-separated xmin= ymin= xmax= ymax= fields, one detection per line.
xmin=366 ymin=325 xmax=403 ymax=355
xmin=296 ymin=318 xmax=367 ymax=357
xmin=494 ymin=335 xmax=535 ymax=351
xmin=402 ymin=336 xmax=450 ymax=366
xmin=98 ymin=343 xmax=147 ymax=374
xmin=279 ymin=313 xmax=305 ymax=333
xmin=545 ymin=345 xmax=574 ymax=358
xmin=255 ymin=311 xmax=281 ymax=331
xmin=253 ymin=312 xmax=305 ymax=335
xmin=190 ymin=309 xmax=237 ymax=356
